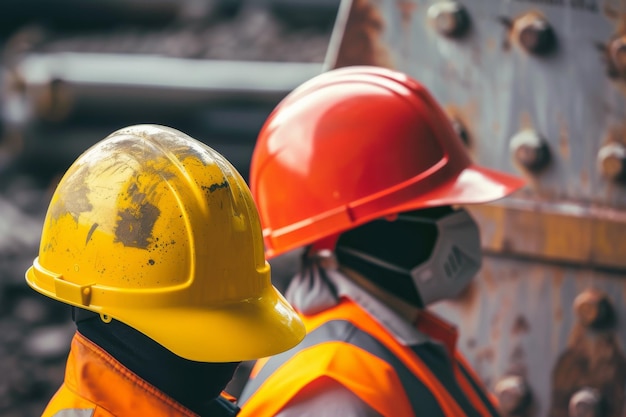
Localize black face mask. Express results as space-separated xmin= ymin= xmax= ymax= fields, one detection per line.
xmin=336 ymin=206 xmax=481 ymax=307
xmin=75 ymin=310 xmax=239 ymax=416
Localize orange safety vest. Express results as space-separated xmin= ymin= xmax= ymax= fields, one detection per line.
xmin=42 ymin=331 xmax=238 ymax=417
xmin=239 ymin=297 xmax=499 ymax=417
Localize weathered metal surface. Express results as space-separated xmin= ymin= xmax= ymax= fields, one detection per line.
xmin=551 ymin=288 xmax=626 ymax=417
xmin=325 ymin=1 xmax=626 ymax=416
xmin=430 ymin=260 xmax=626 ymax=417
xmin=326 ymin=0 xmax=626 ymax=208
xmin=494 ymin=375 xmax=533 ymax=417
xmin=467 ymin=200 xmax=626 ymax=270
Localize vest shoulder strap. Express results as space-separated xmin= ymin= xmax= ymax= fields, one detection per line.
xmin=240 ymin=318 xmax=444 ymax=417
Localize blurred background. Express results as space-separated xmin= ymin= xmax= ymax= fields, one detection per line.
xmin=3 ymin=1 xmax=626 ymax=416
xmin=0 ymin=1 xmax=337 ymax=415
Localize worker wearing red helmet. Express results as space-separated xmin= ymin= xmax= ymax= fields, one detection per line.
xmin=237 ymin=66 xmax=526 ymax=417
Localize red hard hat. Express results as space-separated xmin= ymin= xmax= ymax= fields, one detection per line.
xmin=251 ymin=66 xmax=525 ymax=258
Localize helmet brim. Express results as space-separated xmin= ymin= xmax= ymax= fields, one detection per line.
xmin=26 ymin=259 xmax=306 ymax=362
xmin=262 ymin=164 xmax=526 ymax=259
xmin=26 ymin=263 xmax=305 ymax=363
xmin=390 ymin=164 xmax=526 ymax=213
xmin=111 ymin=285 xmax=306 ymax=362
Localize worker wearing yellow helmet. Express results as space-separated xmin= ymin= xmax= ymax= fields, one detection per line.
xmin=25 ymin=124 xmax=305 ymax=417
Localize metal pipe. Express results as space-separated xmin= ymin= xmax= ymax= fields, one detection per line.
xmin=8 ymin=53 xmax=324 ymax=122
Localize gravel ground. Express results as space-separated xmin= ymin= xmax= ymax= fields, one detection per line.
xmin=0 ymin=3 xmax=331 ymax=415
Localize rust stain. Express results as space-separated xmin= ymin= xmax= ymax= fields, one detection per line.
xmin=597 ymin=37 xmax=621 ymax=82
xmin=491 ymin=312 xmax=502 ymax=341
xmin=475 ymin=205 xmax=507 ymax=253
xmin=453 ymin=280 xmax=479 ymax=310
xmin=554 ymin=306 xmax=563 ymax=323
xmin=604 ymin=123 xmax=626 ymax=146
xmin=444 ymin=102 xmax=479 ymax=155
xmin=602 ymin=1 xmax=626 ymax=32
xmin=333 ymin=0 xmax=394 ymax=69
xmin=550 ymin=287 xmax=626 ymax=417
xmin=579 ymin=168 xmax=590 ymax=190
xmin=479 ymin=263 xmax=497 ymax=294
xmin=590 ymin=211 xmax=626 ymax=269
xmin=552 ymin=266 xmax=565 ymax=290
xmin=598 ymin=3 xmax=626 ymax=90
xmin=551 ymin=268 xmax=564 ymax=355
xmin=573 ymin=289 xmax=617 ymax=330
xmin=475 ymin=346 xmax=495 ymax=363
xmin=557 ymin=113 xmax=570 ymax=160
xmin=550 ymin=335 xmax=626 ymax=417
xmin=474 ymin=203 xmax=626 ymax=269
xmin=492 ymin=120 xmax=501 ymax=135
xmin=512 ymin=315 xmax=530 ymax=335
xmin=398 ymin=0 xmax=417 ymax=30
xmin=485 ymin=37 xmax=497 ymax=52
xmin=519 ymin=111 xmax=534 ymax=131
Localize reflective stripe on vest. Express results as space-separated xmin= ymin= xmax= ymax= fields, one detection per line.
xmin=52 ymin=409 xmax=94 ymax=417
xmin=456 ymin=360 xmax=500 ymax=417
xmin=241 ymin=319 xmax=446 ymax=417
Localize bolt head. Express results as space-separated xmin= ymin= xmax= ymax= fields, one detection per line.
xmin=609 ymin=36 xmax=626 ymax=77
xmin=510 ymin=130 xmax=551 ymax=172
xmin=569 ymin=388 xmax=602 ymax=417
xmin=427 ymin=1 xmax=470 ymax=38
xmin=597 ymin=142 xmax=626 ymax=181
xmin=573 ymin=289 xmax=615 ymax=330
xmin=494 ymin=376 xmax=532 ymax=415
xmin=514 ymin=15 xmax=555 ymax=55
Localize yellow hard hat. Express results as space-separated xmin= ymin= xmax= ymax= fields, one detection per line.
xmin=25 ymin=124 xmax=305 ymax=362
